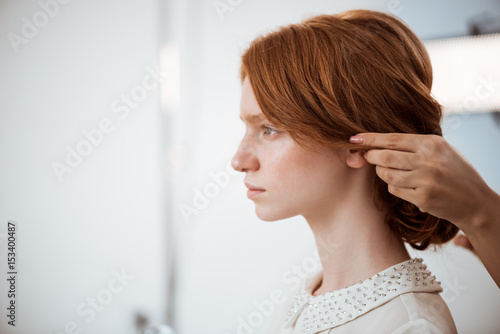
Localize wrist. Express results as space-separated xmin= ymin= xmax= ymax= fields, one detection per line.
xmin=458 ymin=186 xmax=500 ymax=236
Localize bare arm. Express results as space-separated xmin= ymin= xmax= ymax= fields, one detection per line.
xmin=454 ymin=187 xmax=500 ymax=288
xmin=350 ymin=132 xmax=500 ymax=288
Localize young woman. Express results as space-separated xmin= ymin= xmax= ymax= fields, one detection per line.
xmin=231 ymin=9 xmax=458 ymax=334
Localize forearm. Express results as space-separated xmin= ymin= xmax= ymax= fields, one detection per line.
xmin=455 ymin=188 xmax=500 ymax=288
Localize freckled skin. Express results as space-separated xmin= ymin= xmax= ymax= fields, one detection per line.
xmin=231 ymin=77 xmax=352 ymax=222
xmin=231 ymin=78 xmax=413 ymax=295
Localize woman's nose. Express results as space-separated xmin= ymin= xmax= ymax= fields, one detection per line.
xmin=231 ymin=139 xmax=259 ymax=173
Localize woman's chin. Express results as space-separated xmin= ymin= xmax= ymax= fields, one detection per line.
xmin=255 ymin=207 xmax=294 ymax=222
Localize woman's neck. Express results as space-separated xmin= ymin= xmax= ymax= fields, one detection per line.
xmin=304 ymin=189 xmax=410 ymax=296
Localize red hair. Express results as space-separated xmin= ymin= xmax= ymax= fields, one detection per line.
xmin=240 ymin=9 xmax=458 ymax=250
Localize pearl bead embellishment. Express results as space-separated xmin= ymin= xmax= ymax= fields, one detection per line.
xmin=283 ymin=258 xmax=442 ymax=334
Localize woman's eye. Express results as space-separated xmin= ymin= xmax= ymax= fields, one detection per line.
xmin=263 ymin=126 xmax=278 ymax=135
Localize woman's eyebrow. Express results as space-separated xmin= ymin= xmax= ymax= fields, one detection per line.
xmin=239 ymin=113 xmax=265 ymax=123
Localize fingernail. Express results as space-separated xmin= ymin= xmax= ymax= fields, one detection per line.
xmin=350 ymin=135 xmax=364 ymax=144
xmin=363 ymin=151 xmax=367 ymax=159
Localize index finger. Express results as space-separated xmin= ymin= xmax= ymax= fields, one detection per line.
xmin=349 ymin=132 xmax=431 ymax=152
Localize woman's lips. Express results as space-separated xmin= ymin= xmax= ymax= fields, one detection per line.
xmin=245 ymin=181 xmax=265 ymax=199
xmin=247 ymin=189 xmax=265 ymax=199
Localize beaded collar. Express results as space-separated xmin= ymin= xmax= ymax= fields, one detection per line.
xmin=283 ymin=258 xmax=442 ymax=334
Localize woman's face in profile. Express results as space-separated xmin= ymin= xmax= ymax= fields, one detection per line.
xmin=231 ymin=77 xmax=354 ymax=221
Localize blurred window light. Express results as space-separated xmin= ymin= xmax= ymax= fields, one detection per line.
xmin=160 ymin=43 xmax=180 ymax=111
xmin=425 ymin=33 xmax=500 ymax=115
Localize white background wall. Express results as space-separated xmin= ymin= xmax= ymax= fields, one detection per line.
xmin=1 ymin=1 xmax=499 ymax=334
xmin=0 ymin=1 xmax=170 ymax=333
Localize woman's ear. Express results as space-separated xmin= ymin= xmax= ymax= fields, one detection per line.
xmin=346 ymin=149 xmax=367 ymax=168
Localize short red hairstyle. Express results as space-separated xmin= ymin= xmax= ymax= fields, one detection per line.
xmin=240 ymin=9 xmax=458 ymax=250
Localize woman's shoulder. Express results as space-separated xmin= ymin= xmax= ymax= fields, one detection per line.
xmin=314 ymin=291 xmax=457 ymax=334
xmin=364 ymin=291 xmax=457 ymax=334
xmin=394 ymin=292 xmax=456 ymax=333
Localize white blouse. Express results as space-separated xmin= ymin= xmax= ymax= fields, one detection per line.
xmin=268 ymin=258 xmax=457 ymax=334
